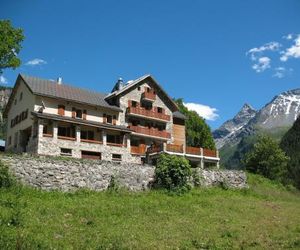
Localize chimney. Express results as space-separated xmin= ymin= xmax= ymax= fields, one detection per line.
xmin=117 ymin=78 xmax=124 ymax=90
xmin=57 ymin=77 xmax=63 ymax=85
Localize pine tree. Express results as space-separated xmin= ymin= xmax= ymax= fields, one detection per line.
xmin=280 ymin=116 xmax=300 ymax=189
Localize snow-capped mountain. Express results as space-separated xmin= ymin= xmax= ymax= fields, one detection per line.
xmin=213 ymin=104 xmax=257 ymax=149
xmin=214 ymin=88 xmax=300 ymax=149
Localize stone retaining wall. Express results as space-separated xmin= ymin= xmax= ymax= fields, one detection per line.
xmin=1 ymin=154 xmax=248 ymax=191
xmin=1 ymin=154 xmax=154 ymax=191
xmin=193 ymin=168 xmax=248 ymax=189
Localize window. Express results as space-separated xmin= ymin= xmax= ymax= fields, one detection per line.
xmin=14 ymin=99 xmax=17 ymax=105
xmin=112 ymin=154 xmax=122 ymax=161
xmin=8 ymin=136 xmax=11 ymax=146
xmin=141 ymin=102 xmax=152 ymax=110
xmin=58 ymin=105 xmax=65 ymax=116
xmin=107 ymin=134 xmax=122 ymax=144
xmin=58 ymin=126 xmax=75 ymax=137
xmin=131 ymin=101 xmax=137 ymax=107
xmin=81 ymin=130 xmax=94 ymax=140
xmin=138 ymin=86 xmax=141 ymax=91
xmin=76 ymin=109 xmax=82 ymax=119
xmin=19 ymin=92 xmax=23 ymax=101
xmin=43 ymin=125 xmax=48 ymax=134
xmin=81 ymin=151 xmax=101 ymax=160
xmin=157 ymin=107 xmax=163 ymax=113
xmin=106 ymin=115 xmax=112 ymax=124
xmin=60 ymin=148 xmax=72 ymax=156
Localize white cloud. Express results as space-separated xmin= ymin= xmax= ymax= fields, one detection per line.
xmin=272 ymin=67 xmax=293 ymax=78
xmin=183 ymin=102 xmax=219 ymax=121
xmin=247 ymin=42 xmax=281 ymax=60
xmin=25 ymin=58 xmax=47 ymax=66
xmin=252 ymin=56 xmax=271 ymax=73
xmin=0 ymin=75 xmax=8 ymax=84
xmin=283 ymin=34 xmax=293 ymax=40
xmin=280 ymin=35 xmax=300 ymax=62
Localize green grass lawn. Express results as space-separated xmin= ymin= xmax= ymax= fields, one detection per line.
xmin=1 ymin=174 xmax=300 ymax=249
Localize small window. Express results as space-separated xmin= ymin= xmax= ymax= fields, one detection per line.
xmin=82 ymin=151 xmax=101 ymax=160
xmin=157 ymin=107 xmax=163 ymax=113
xmin=60 ymin=148 xmax=72 ymax=156
xmin=106 ymin=115 xmax=112 ymax=124
xmin=131 ymin=101 xmax=137 ymax=107
xmin=14 ymin=99 xmax=17 ymax=105
xmin=8 ymin=136 xmax=11 ymax=146
xmin=19 ymin=92 xmax=23 ymax=101
xmin=138 ymin=86 xmax=141 ymax=91
xmin=112 ymin=154 xmax=122 ymax=161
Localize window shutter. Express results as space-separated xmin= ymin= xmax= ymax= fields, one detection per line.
xmin=58 ymin=105 xmax=65 ymax=116
xmin=161 ymin=108 xmax=165 ymax=114
xmin=113 ymin=115 xmax=117 ymax=125
xmin=83 ymin=110 xmax=87 ymax=120
xmin=72 ymin=107 xmax=76 ymax=118
xmin=103 ymin=114 xmax=107 ymax=123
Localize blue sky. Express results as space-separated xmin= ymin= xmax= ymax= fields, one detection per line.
xmin=1 ymin=0 xmax=300 ymax=129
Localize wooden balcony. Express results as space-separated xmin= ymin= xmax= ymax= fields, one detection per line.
xmin=148 ymin=143 xmax=218 ymax=159
xmin=128 ymin=125 xmax=171 ymax=139
xmin=131 ymin=145 xmax=146 ymax=155
xmin=142 ymin=91 xmax=156 ymax=102
xmin=186 ymin=146 xmax=201 ymax=155
xmin=58 ymin=135 xmax=76 ymax=141
xmin=203 ymin=148 xmax=217 ymax=158
xmin=166 ymin=144 xmax=183 ymax=153
xmin=80 ymin=138 xmax=102 ymax=144
xmin=127 ymin=107 xmax=170 ymax=122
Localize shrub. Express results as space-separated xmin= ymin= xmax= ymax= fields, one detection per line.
xmin=155 ymin=154 xmax=192 ymax=192
xmin=0 ymin=160 xmax=15 ymax=188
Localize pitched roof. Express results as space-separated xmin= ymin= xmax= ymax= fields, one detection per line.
xmin=105 ymin=74 xmax=179 ymax=111
xmin=20 ymin=75 xmax=122 ymax=112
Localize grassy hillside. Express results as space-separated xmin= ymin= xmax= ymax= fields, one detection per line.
xmin=1 ymin=174 xmax=300 ymax=249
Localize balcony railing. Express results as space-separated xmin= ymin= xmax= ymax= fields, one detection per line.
xmin=131 ymin=145 xmax=146 ymax=155
xmin=142 ymin=91 xmax=156 ymax=101
xmin=186 ymin=146 xmax=201 ymax=155
xmin=128 ymin=125 xmax=171 ymax=139
xmin=203 ymin=148 xmax=217 ymax=158
xmin=58 ymin=135 xmax=76 ymax=141
xmin=81 ymin=138 xmax=102 ymax=144
xmin=166 ymin=144 xmax=183 ymax=153
xmin=127 ymin=107 xmax=170 ymax=122
xmin=147 ymin=143 xmax=218 ymax=158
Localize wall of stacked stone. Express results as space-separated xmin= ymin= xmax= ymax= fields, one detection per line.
xmin=193 ymin=168 xmax=248 ymax=189
xmin=1 ymin=154 xmax=154 ymax=191
xmin=1 ymin=154 xmax=248 ymax=191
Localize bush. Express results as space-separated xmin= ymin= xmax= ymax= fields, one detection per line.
xmin=155 ymin=154 xmax=192 ymax=192
xmin=0 ymin=160 xmax=15 ymax=188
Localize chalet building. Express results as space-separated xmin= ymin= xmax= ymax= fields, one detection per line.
xmin=4 ymin=74 xmax=220 ymax=167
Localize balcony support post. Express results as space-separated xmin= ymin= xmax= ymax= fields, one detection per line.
xmin=76 ymin=125 xmax=81 ymax=143
xmin=102 ymin=130 xmax=107 ymax=146
xmin=53 ymin=121 xmax=58 ymax=141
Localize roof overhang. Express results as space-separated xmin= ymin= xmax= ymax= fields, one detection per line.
xmin=31 ymin=112 xmax=132 ymax=133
